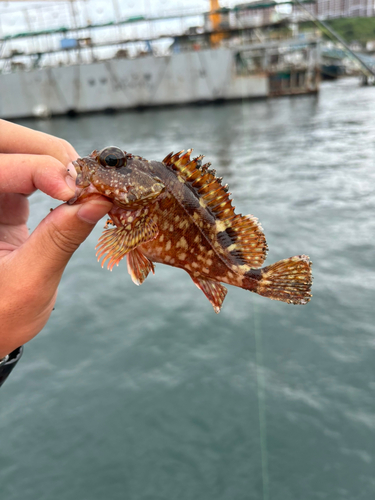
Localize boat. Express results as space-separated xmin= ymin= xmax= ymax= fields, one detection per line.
xmin=0 ymin=1 xmax=320 ymax=119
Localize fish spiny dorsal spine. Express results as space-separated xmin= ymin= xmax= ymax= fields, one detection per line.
xmin=163 ymin=149 xmax=236 ymax=222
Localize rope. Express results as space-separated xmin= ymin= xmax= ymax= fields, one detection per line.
xmin=293 ymin=0 xmax=375 ymax=78
xmin=253 ymin=301 xmax=270 ymax=500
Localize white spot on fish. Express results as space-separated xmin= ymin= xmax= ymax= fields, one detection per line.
xmin=215 ymin=220 xmax=227 ymax=232
xmin=176 ymin=236 xmax=188 ymax=250
xmin=227 ymin=243 xmax=237 ymax=252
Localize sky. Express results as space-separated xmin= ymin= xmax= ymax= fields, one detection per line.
xmin=0 ymin=0 xmax=293 ymax=61
xmin=0 ymin=0 xmax=247 ymax=62
xmin=0 ymin=0 xmax=243 ymax=36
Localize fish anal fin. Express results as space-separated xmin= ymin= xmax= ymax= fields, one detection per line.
xmin=217 ymin=214 xmax=268 ymax=269
xmin=95 ymin=213 xmax=158 ymax=271
xmin=127 ymin=248 xmax=155 ymax=285
xmin=190 ymin=274 xmax=227 ymax=313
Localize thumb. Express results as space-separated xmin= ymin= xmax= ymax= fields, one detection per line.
xmin=16 ymin=199 xmax=113 ymax=289
xmin=0 ymin=199 xmax=112 ymax=357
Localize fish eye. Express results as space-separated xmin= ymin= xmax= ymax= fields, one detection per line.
xmin=98 ymin=147 xmax=126 ymax=168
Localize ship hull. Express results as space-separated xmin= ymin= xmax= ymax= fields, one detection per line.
xmin=0 ymin=44 xmax=319 ymax=119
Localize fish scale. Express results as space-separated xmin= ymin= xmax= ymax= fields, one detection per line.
xmin=69 ymin=147 xmax=313 ymax=312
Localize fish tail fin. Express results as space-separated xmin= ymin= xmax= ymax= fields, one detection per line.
xmin=244 ymin=255 xmax=313 ymax=305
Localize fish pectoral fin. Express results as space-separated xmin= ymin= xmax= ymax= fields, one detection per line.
xmin=95 ymin=217 xmax=158 ymax=271
xmin=190 ymin=274 xmax=227 ymax=314
xmin=95 ymin=226 xmax=131 ymax=271
xmin=127 ymin=248 xmax=155 ymax=285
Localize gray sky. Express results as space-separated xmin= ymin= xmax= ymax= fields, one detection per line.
xmin=0 ymin=0 xmax=248 ymax=60
xmin=0 ymin=0 xmax=242 ymax=36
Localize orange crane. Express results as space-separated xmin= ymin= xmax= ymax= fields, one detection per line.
xmin=209 ymin=0 xmax=225 ymax=47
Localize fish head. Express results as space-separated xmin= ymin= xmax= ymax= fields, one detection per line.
xmin=69 ymin=146 xmax=165 ymax=209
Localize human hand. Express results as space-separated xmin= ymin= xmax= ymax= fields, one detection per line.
xmin=0 ymin=120 xmax=113 ymax=358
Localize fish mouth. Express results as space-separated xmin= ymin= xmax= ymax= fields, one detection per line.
xmin=67 ymin=159 xmax=105 ymax=205
xmin=72 ymin=158 xmax=89 ymax=187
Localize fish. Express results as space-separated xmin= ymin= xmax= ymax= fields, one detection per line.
xmin=68 ymin=146 xmax=312 ymax=313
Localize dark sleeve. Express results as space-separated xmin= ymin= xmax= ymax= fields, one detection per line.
xmin=0 ymin=346 xmax=23 ymax=388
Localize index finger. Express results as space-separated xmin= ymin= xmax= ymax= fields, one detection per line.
xmin=0 ymin=153 xmax=75 ymax=200
xmin=0 ymin=119 xmax=78 ymax=165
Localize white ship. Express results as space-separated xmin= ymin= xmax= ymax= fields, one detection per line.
xmin=0 ymin=1 xmax=320 ymax=119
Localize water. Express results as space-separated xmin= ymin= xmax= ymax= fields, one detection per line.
xmin=1 ymin=78 xmax=375 ymax=499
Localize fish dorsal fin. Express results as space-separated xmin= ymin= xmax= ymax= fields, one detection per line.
xmin=216 ymin=214 xmax=268 ymax=269
xmin=163 ymin=150 xmax=268 ymax=269
xmin=163 ymin=150 xmax=235 ymax=221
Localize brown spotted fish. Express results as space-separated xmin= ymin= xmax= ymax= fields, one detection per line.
xmin=69 ymin=147 xmax=312 ymax=312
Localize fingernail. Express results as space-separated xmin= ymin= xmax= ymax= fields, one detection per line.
xmin=65 ymin=173 xmax=77 ymax=192
xmin=67 ymin=162 xmax=77 ymax=179
xmin=77 ymin=200 xmax=112 ymax=224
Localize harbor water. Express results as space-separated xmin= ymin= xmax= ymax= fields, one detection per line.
xmin=1 ymin=78 xmax=374 ymax=499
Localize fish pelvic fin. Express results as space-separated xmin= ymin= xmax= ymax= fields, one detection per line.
xmin=244 ymin=255 xmax=313 ymax=305
xmin=190 ymin=274 xmax=227 ymax=313
xmin=127 ymin=248 xmax=155 ymax=285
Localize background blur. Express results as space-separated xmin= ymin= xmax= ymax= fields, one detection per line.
xmin=1 ymin=1 xmax=375 ymax=500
